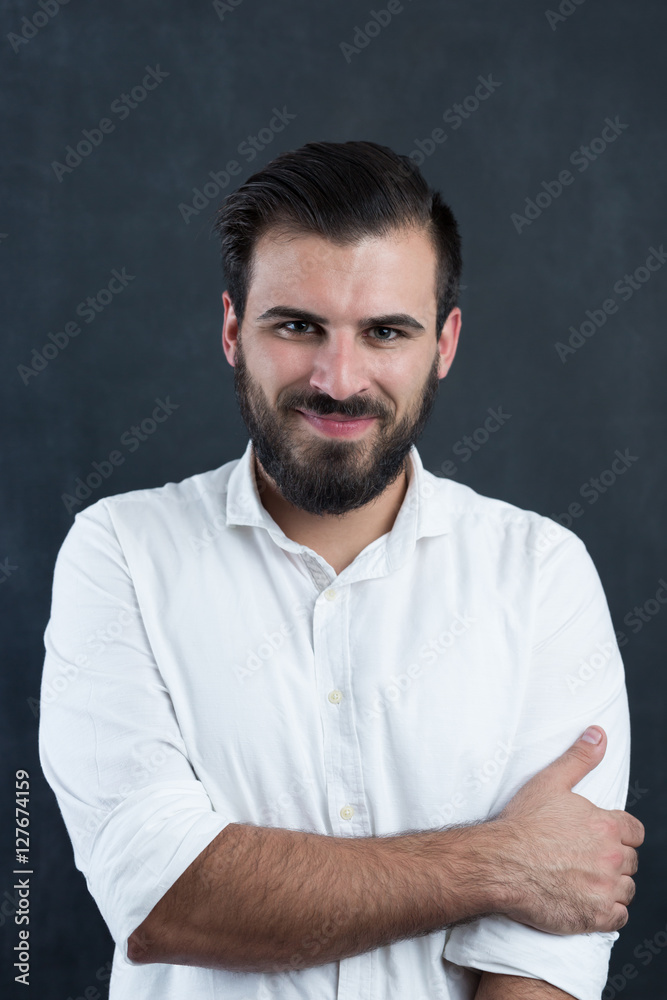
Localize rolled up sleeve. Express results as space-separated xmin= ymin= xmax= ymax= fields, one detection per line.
xmin=443 ymin=523 xmax=631 ymax=1000
xmin=38 ymin=500 xmax=232 ymax=964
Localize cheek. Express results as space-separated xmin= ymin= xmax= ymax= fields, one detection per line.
xmin=249 ymin=344 xmax=311 ymax=398
xmin=374 ymin=361 xmax=430 ymax=408
xmin=271 ymin=352 xmax=312 ymax=387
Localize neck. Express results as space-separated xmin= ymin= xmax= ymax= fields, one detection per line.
xmin=253 ymin=449 xmax=411 ymax=574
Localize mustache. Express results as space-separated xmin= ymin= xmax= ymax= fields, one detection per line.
xmin=282 ymin=395 xmax=389 ymax=419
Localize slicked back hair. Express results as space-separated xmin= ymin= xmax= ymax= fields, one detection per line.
xmin=212 ymin=139 xmax=462 ymax=340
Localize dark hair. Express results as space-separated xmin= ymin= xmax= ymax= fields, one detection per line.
xmin=211 ymin=140 xmax=462 ymax=340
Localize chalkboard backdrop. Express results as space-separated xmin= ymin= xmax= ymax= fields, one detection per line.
xmin=2 ymin=1 xmax=665 ymax=996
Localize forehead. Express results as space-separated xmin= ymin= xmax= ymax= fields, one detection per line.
xmin=246 ymin=226 xmax=438 ymax=322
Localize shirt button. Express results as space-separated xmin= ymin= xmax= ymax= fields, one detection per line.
xmin=324 ymin=588 xmax=337 ymax=601
xmin=340 ymin=805 xmax=354 ymax=821
xmin=328 ymin=689 xmax=343 ymax=704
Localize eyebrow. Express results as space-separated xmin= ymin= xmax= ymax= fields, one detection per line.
xmin=254 ymin=305 xmax=427 ymax=332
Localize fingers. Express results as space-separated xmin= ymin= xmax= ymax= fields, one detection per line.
xmin=606 ymin=903 xmax=630 ymax=933
xmin=618 ymin=874 xmax=636 ymax=906
xmin=622 ymin=846 xmax=639 ymax=877
xmin=539 ymin=726 xmax=608 ymax=792
xmin=592 ymin=876 xmax=636 ymax=933
xmin=607 ymin=809 xmax=646 ymax=847
xmin=627 ymin=816 xmax=646 ymax=847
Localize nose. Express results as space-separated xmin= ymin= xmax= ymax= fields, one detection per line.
xmin=307 ymin=331 xmax=373 ymax=404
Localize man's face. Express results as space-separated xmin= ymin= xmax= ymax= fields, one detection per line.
xmin=222 ymin=226 xmax=461 ymax=516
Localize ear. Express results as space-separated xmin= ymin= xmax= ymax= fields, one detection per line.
xmin=222 ymin=290 xmax=239 ymax=367
xmin=436 ymin=307 xmax=462 ymax=379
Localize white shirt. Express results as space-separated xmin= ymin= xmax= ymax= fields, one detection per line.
xmin=39 ymin=439 xmax=630 ymax=1000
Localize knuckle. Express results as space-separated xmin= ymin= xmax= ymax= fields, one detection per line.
xmin=606 ymin=848 xmax=624 ymax=869
xmin=599 ymin=812 xmax=618 ymax=834
xmin=609 ymin=814 xmax=623 ymax=837
xmin=590 ymin=815 xmax=613 ymax=840
xmin=566 ymin=746 xmax=594 ymax=768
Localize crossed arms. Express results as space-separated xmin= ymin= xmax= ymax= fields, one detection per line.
xmin=41 ymin=504 xmax=644 ymax=997
xmin=127 ymin=730 xmax=642 ymax=997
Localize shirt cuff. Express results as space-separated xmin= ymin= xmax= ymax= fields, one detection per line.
xmin=443 ymin=914 xmax=618 ymax=1000
xmin=85 ymin=780 xmax=233 ymax=965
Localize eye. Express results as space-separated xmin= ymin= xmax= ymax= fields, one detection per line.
xmin=277 ymin=321 xmax=405 ymax=343
xmin=368 ymin=326 xmax=403 ymax=342
xmin=281 ymin=321 xmax=315 ymax=334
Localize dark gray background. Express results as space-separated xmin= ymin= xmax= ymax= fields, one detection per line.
xmin=2 ymin=0 xmax=665 ymax=996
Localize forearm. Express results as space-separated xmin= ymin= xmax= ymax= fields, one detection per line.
xmin=128 ymin=819 xmax=507 ymax=972
xmin=475 ymin=972 xmax=576 ymax=999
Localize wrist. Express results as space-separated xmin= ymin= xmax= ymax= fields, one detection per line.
xmin=478 ymin=817 xmax=524 ymax=914
xmin=446 ymin=819 xmax=519 ymax=919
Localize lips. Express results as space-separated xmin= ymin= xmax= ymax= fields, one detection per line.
xmin=294 ymin=408 xmax=377 ymax=438
xmin=298 ymin=409 xmax=368 ymax=422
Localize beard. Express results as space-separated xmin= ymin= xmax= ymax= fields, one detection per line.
xmin=233 ymin=335 xmax=441 ymax=516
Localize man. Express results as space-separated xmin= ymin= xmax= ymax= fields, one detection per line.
xmin=39 ymin=140 xmax=643 ymax=1000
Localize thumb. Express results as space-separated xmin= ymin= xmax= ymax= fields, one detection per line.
xmin=541 ymin=725 xmax=607 ymax=791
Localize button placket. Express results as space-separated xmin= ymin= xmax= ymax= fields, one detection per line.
xmin=312 ymin=585 xmax=370 ymax=839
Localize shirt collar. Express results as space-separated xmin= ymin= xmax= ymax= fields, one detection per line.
xmin=225 ymin=438 xmax=450 ymax=575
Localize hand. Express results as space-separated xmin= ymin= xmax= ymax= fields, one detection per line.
xmin=490 ymin=725 xmax=644 ymax=935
